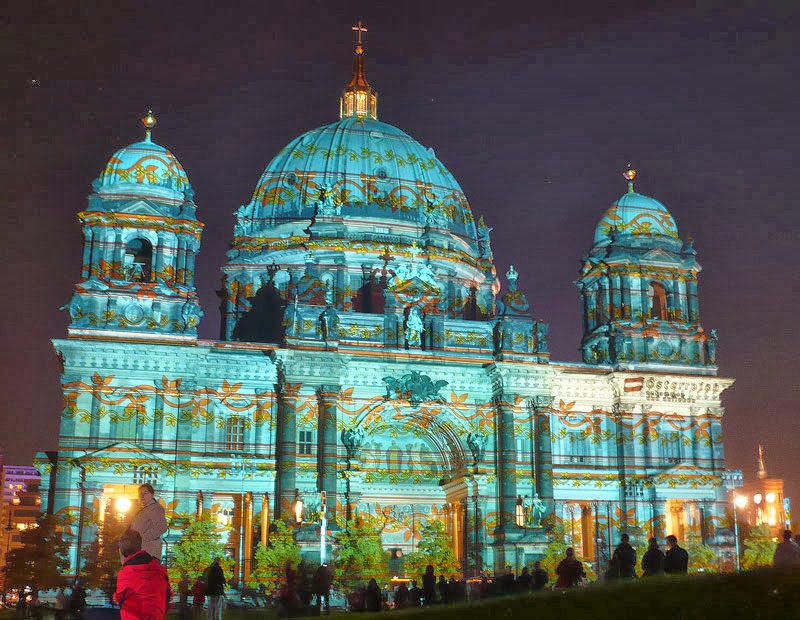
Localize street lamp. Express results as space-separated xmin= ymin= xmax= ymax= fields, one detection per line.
xmin=733 ymin=495 xmax=747 ymax=571
xmin=293 ymin=495 xmax=304 ymax=527
xmin=320 ymin=492 xmax=327 ymax=565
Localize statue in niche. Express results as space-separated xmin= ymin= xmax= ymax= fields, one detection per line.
xmin=476 ymin=215 xmax=493 ymax=258
xmin=705 ymin=328 xmax=718 ymax=364
xmin=318 ymin=306 xmax=340 ymax=341
xmin=342 ymin=427 xmax=365 ymax=460
xmin=423 ymin=195 xmax=446 ymax=228
xmin=404 ymin=306 xmax=424 ymax=347
xmin=527 ymin=493 xmax=546 ymax=527
xmin=317 ymin=182 xmax=339 ymax=216
xmin=466 ymin=432 xmax=488 ymax=465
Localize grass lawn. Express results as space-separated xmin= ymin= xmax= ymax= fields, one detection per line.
xmin=4 ymin=569 xmax=799 ymax=620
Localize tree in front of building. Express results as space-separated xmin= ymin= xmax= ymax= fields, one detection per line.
xmin=686 ymin=540 xmax=719 ymax=573
xmin=741 ymin=524 xmax=776 ymax=569
xmin=5 ymin=514 xmax=69 ymax=591
xmin=250 ymin=520 xmax=302 ymax=588
xmin=81 ymin=512 xmax=129 ymax=601
xmin=334 ymin=518 xmax=388 ymax=589
xmin=403 ymin=519 xmax=459 ymax=579
xmin=540 ymin=521 xmax=569 ymax=579
xmin=171 ymin=515 xmax=229 ymax=579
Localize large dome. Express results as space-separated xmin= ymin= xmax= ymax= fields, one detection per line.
xmin=593 ymin=188 xmax=678 ymax=245
xmin=95 ymin=121 xmax=191 ymax=206
xmin=246 ymin=115 xmax=477 ymax=243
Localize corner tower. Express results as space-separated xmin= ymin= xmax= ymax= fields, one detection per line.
xmin=64 ymin=111 xmax=204 ymax=340
xmin=577 ymin=167 xmax=717 ymax=372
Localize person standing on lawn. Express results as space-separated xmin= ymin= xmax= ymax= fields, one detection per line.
xmin=664 ymin=535 xmax=689 ymax=574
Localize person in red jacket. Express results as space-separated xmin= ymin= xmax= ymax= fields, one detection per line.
xmin=114 ymin=529 xmax=172 ymax=620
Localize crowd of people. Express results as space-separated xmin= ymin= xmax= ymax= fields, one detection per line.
xmin=10 ymin=481 xmax=800 ymax=619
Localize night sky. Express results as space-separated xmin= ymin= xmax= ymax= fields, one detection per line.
xmin=3 ymin=1 xmax=798 ymax=507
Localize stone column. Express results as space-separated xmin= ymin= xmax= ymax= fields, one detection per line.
xmin=687 ymin=280 xmax=699 ymax=322
xmin=534 ymin=402 xmax=555 ymax=516
xmin=316 ymin=385 xmax=340 ymax=522
xmin=277 ymin=386 xmax=301 ymax=519
xmin=495 ymin=397 xmax=517 ymax=535
xmin=112 ymin=228 xmax=124 ymax=278
xmin=81 ymin=227 xmax=93 ymax=279
xmin=153 ymin=232 xmax=165 ymax=280
xmin=184 ymin=239 xmax=197 ymax=286
xmin=243 ymin=492 xmax=254 ymax=580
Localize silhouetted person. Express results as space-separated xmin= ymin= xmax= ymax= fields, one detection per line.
xmin=641 ymin=537 xmax=665 ymax=576
xmin=408 ymin=581 xmax=422 ymax=607
xmin=555 ymin=547 xmax=585 ymax=588
xmin=612 ymin=533 xmax=637 ymax=578
xmin=365 ymin=579 xmax=382 ymax=612
xmin=69 ymin=582 xmax=87 ymax=618
xmin=422 ymin=565 xmax=437 ymax=605
xmin=773 ymin=529 xmax=800 ymax=567
xmin=313 ymin=563 xmax=333 ymax=615
xmin=664 ymin=535 xmax=689 ymax=574
xmin=393 ymin=583 xmax=408 ymax=609
xmin=532 ymin=561 xmax=549 ymax=591
xmin=205 ymin=557 xmax=227 ymax=620
xmin=437 ymin=575 xmax=449 ymax=603
xmin=517 ymin=566 xmax=532 ymax=592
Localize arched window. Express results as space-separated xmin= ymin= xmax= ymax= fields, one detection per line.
xmin=124 ymin=238 xmax=153 ymax=282
xmin=648 ymin=282 xmax=667 ymax=320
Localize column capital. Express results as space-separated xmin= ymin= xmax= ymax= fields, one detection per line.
xmin=316 ymin=384 xmax=341 ymax=399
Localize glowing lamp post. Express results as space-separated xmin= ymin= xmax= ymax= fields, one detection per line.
xmin=733 ymin=495 xmax=747 ymax=571
xmin=115 ymin=497 xmax=131 ymax=520
xmin=293 ymin=495 xmax=304 ymax=527
xmin=320 ymin=492 xmax=328 ymax=565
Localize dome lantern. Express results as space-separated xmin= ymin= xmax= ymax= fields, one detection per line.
xmin=141 ymin=108 xmax=157 ymax=142
xmin=339 ymin=20 xmax=378 ymax=120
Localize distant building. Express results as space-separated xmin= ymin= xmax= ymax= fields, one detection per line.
xmin=2 ymin=465 xmax=42 ymax=589
xmin=39 ymin=27 xmax=734 ymax=581
xmin=731 ymin=446 xmax=788 ymax=539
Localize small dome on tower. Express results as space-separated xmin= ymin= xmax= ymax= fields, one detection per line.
xmin=593 ymin=167 xmax=678 ymax=245
xmin=94 ymin=110 xmax=192 ymax=206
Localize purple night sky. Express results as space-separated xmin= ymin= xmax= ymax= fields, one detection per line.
xmin=3 ymin=1 xmax=799 ymax=507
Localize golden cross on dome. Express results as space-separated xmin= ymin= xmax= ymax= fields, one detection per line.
xmin=352 ymin=20 xmax=368 ymax=49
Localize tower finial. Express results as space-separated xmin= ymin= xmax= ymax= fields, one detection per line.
xmin=757 ymin=444 xmax=767 ymax=479
xmin=141 ymin=108 xmax=157 ymax=142
xmin=340 ymin=21 xmax=378 ymax=120
xmin=623 ymin=163 xmax=637 ymax=193
xmin=352 ymin=19 xmax=368 ymax=52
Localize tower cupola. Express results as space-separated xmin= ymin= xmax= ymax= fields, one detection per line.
xmin=339 ymin=20 xmax=378 ymax=120
xmin=64 ymin=111 xmax=204 ymax=341
xmin=577 ymin=167 xmax=717 ymax=373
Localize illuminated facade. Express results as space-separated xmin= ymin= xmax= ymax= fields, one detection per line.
xmin=39 ymin=29 xmax=734 ymax=580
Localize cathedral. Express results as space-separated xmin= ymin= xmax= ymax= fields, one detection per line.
xmin=39 ymin=27 xmax=734 ymax=581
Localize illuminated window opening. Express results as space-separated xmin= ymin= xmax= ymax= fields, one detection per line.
xmin=648 ymin=282 xmax=667 ymax=320
xmin=298 ymin=430 xmax=314 ymax=455
xmin=124 ymin=238 xmax=153 ymax=282
xmin=226 ymin=416 xmax=245 ymax=452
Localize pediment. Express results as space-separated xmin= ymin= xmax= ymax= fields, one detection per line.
xmin=70 ymin=441 xmax=162 ymax=464
xmin=118 ymin=200 xmax=164 ymax=216
xmin=640 ymin=248 xmax=682 ymax=265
